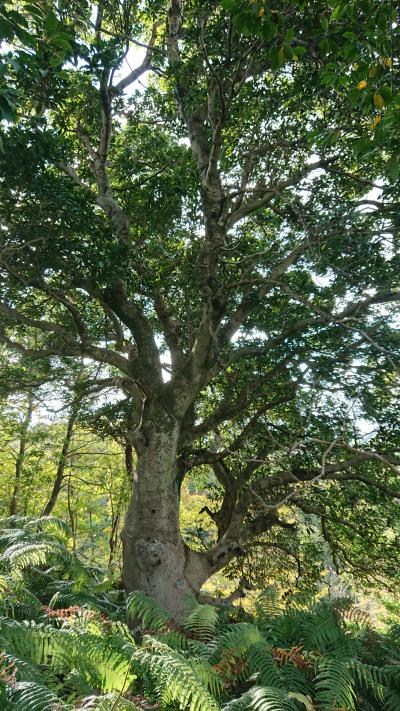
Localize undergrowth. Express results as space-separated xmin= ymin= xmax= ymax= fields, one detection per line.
xmin=1 ymin=516 xmax=400 ymax=710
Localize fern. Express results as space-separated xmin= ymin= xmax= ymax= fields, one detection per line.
xmin=126 ymin=590 xmax=171 ymax=631
xmin=0 ymin=615 xmax=136 ymax=695
xmin=184 ymin=601 xmax=220 ymax=640
xmin=0 ymin=541 xmax=60 ymax=569
xmin=1 ymin=516 xmax=400 ymax=711
xmin=25 ymin=516 xmax=71 ymax=539
xmin=0 ymin=575 xmax=10 ymax=592
xmin=8 ymin=680 xmax=65 ymax=710
xmin=315 ymin=658 xmax=357 ymax=710
xmin=135 ymin=637 xmax=221 ymax=711
xmin=0 ymin=650 xmax=45 ymax=684
xmin=211 ymin=623 xmax=264 ymax=663
xmin=278 ymin=664 xmax=312 ymax=697
xmin=222 ymin=686 xmax=298 ymax=710
xmin=78 ymin=693 xmax=140 ymax=709
xmin=384 ymin=689 xmax=400 ymax=711
xmin=245 ymin=640 xmax=284 ymax=688
xmin=255 ymin=587 xmax=283 ymax=623
xmin=301 ymin=604 xmax=345 ymax=653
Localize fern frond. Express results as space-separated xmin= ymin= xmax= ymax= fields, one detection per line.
xmin=126 ymin=591 xmax=171 ymax=631
xmin=184 ymin=602 xmax=220 ymax=640
xmin=349 ymin=660 xmax=385 ymax=704
xmin=301 ymin=604 xmax=346 ymax=653
xmin=287 ymin=692 xmax=315 ymax=710
xmin=9 ymin=680 xmax=65 ymax=710
xmin=211 ymin=623 xmax=264 ymax=663
xmin=315 ymin=659 xmax=356 ymax=711
xmin=0 ymin=516 xmax=31 ymax=527
xmin=0 ymin=650 xmax=45 ymax=684
xmin=0 ymin=542 xmax=63 ymax=570
xmin=245 ymin=640 xmax=283 ymax=689
xmin=384 ymin=688 xmax=400 ymax=711
xmin=1 ymin=588 xmax=42 ymax=620
xmin=1 ymin=616 xmax=136 ymax=693
xmin=78 ymin=694 xmax=140 ymax=710
xmin=25 ymin=516 xmax=71 ymax=539
xmin=157 ymin=627 xmax=209 ymax=655
xmin=279 ymin=664 xmax=312 ymax=696
xmin=0 ymin=575 xmax=9 ymax=592
xmin=0 ymin=528 xmax=26 ymax=547
xmin=255 ymin=588 xmax=283 ymax=623
xmin=222 ymin=685 xmax=298 ymax=710
xmin=192 ymin=658 xmax=225 ymax=697
xmin=135 ymin=637 xmax=220 ymax=711
xmin=333 ymin=598 xmax=371 ymax=629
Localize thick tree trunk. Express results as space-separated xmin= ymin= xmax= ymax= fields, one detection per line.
xmin=121 ymin=404 xmax=209 ymax=620
xmin=9 ymin=396 xmax=34 ymax=517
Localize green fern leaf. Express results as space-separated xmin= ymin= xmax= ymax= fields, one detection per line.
xmin=256 ymin=588 xmax=283 ymax=623
xmin=9 ymin=680 xmax=64 ymax=710
xmin=245 ymin=640 xmax=283 ymax=688
xmin=126 ymin=591 xmax=170 ymax=631
xmin=211 ymin=623 xmax=264 ymax=664
xmin=184 ymin=602 xmax=220 ymax=640
xmin=78 ymin=693 xmax=140 ymax=709
xmin=135 ymin=637 xmax=220 ymax=711
xmin=315 ymin=659 xmax=356 ymax=710
xmin=223 ymin=685 xmax=298 ymax=710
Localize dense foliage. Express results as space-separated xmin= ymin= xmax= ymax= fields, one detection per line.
xmin=1 ymin=0 xmax=400 ymax=613
xmin=2 ymin=516 xmax=400 ymax=710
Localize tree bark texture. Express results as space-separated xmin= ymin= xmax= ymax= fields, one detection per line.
xmin=121 ymin=402 xmax=210 ymax=619
xmin=9 ymin=396 xmax=34 ymax=517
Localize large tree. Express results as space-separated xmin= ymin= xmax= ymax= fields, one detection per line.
xmin=0 ymin=0 xmax=399 ymax=616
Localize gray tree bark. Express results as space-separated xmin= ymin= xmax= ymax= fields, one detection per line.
xmin=121 ymin=401 xmax=211 ymax=619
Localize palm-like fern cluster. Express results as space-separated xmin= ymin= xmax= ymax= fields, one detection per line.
xmin=1 ymin=517 xmax=400 ymax=710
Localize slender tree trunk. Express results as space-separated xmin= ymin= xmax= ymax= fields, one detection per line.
xmin=67 ymin=475 xmax=77 ymax=549
xmin=108 ymin=510 xmax=121 ymax=566
xmin=121 ymin=402 xmax=209 ymax=620
xmin=108 ymin=480 xmax=126 ymax=567
xmin=41 ymin=406 xmax=79 ymax=517
xmin=124 ymin=442 xmax=134 ymax=484
xmin=9 ymin=395 xmax=34 ymax=517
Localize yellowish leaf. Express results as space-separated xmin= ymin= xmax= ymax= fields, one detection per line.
xmin=357 ymin=80 xmax=368 ymax=90
xmin=383 ymin=57 xmax=393 ymax=67
xmin=370 ymin=116 xmax=381 ymax=131
xmin=259 ymin=7 xmax=265 ymax=16
xmin=368 ymin=65 xmax=378 ymax=78
xmin=373 ymin=93 xmax=384 ymax=109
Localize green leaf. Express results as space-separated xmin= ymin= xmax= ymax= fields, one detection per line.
xmin=293 ymin=46 xmax=307 ymax=56
xmin=278 ymin=45 xmax=286 ymax=65
xmin=0 ymin=17 xmax=14 ymax=41
xmin=44 ymin=11 xmax=58 ymax=35
xmin=221 ymin=0 xmax=237 ymax=11
xmin=321 ymin=17 xmax=329 ymax=32
xmin=0 ymin=94 xmax=17 ymax=122
xmin=386 ymin=154 xmax=399 ymax=181
xmin=330 ymin=4 xmax=345 ymax=21
xmin=25 ymin=3 xmax=46 ymax=18
xmin=51 ymin=34 xmax=72 ymax=51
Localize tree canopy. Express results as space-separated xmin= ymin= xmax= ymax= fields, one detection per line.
xmin=0 ymin=0 xmax=399 ymax=613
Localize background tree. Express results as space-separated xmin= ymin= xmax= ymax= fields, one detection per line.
xmin=0 ymin=0 xmax=399 ymax=617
